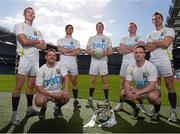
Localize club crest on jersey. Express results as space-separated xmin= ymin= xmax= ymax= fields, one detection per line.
xmin=56 ymin=68 xmax=60 ymax=74
xmin=70 ymin=41 xmax=74 ymax=45
xmin=34 ymin=31 xmax=38 ymax=36
xmin=143 ymin=71 xmax=148 ymax=79
xmin=160 ymin=30 xmax=166 ymax=37
xmin=102 ymin=39 xmax=105 ymax=43
xmin=135 ymin=37 xmax=139 ymax=42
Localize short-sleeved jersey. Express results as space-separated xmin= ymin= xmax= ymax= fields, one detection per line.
xmin=120 ymin=36 xmax=144 ymax=61
xmin=36 ymin=62 xmax=68 ymax=93
xmin=126 ymin=60 xmax=157 ymax=89
xmin=87 ymin=35 xmax=112 ymax=61
xmin=57 ymin=37 xmax=80 ymax=63
xmin=14 ymin=22 xmax=43 ymax=60
xmin=147 ymin=27 xmax=175 ymax=61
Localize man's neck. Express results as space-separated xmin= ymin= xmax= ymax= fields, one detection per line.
xmin=129 ymin=32 xmax=136 ymax=37
xmin=66 ymin=34 xmax=72 ymax=38
xmin=97 ymin=32 xmax=103 ymax=35
xmin=155 ymin=25 xmax=163 ymax=31
xmin=136 ymin=59 xmax=145 ymax=67
xmin=46 ymin=62 xmax=55 ymax=68
xmin=24 ymin=20 xmax=33 ymax=26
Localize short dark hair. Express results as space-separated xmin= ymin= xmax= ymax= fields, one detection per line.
xmin=152 ymin=12 xmax=163 ymax=20
xmin=65 ymin=24 xmax=73 ymax=30
xmin=129 ymin=22 xmax=137 ymax=29
xmin=24 ymin=7 xmax=34 ymax=15
xmin=96 ymin=22 xmax=104 ymax=29
xmin=45 ymin=48 xmax=56 ymax=55
xmin=135 ymin=45 xmax=146 ymax=53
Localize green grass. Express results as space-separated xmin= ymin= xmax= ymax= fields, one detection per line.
xmin=0 ymin=75 xmax=180 ymax=106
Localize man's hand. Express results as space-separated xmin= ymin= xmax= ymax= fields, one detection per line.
xmin=35 ymin=40 xmax=46 ymax=49
xmin=61 ymin=90 xmax=70 ymax=103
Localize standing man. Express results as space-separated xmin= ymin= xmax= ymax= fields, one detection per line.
xmin=57 ymin=24 xmax=81 ymax=109
xmin=11 ymin=7 xmax=46 ymax=126
xmin=115 ymin=22 xmax=146 ymax=113
xmin=86 ymin=22 xmax=113 ymax=107
xmin=35 ymin=49 xmax=70 ymax=119
xmin=146 ymin=12 xmax=177 ymax=122
xmin=121 ymin=45 xmax=161 ymax=123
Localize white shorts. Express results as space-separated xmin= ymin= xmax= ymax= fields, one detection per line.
xmin=17 ymin=56 xmax=39 ymax=76
xmin=120 ymin=60 xmax=135 ymax=77
xmin=89 ymin=60 xmax=108 ymax=75
xmin=150 ymin=60 xmax=173 ymax=77
xmin=59 ymin=61 xmax=78 ymax=76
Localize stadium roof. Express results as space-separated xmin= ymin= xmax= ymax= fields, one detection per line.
xmin=166 ymin=0 xmax=180 ymax=49
xmin=0 ymin=26 xmax=16 ymax=45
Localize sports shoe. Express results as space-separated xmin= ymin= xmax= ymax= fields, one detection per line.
xmin=114 ymin=103 xmax=123 ymax=112
xmin=54 ymin=107 xmax=63 ymax=118
xmin=104 ymin=99 xmax=110 ymax=106
xmin=150 ymin=113 xmax=159 ymax=124
xmin=39 ymin=107 xmax=46 ymax=120
xmin=168 ymin=111 xmax=177 ymax=122
xmin=147 ymin=106 xmax=155 ymax=117
xmin=26 ymin=107 xmax=40 ymax=116
xmin=73 ymin=100 xmax=81 ymax=109
xmin=131 ymin=108 xmax=140 ymax=120
xmin=138 ymin=104 xmax=148 ymax=114
xmin=86 ymin=99 xmax=93 ymax=108
xmin=11 ymin=113 xmax=20 ymax=126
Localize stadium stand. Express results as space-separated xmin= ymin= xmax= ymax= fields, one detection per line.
xmin=0 ymin=0 xmax=180 ymax=74
xmin=166 ymin=0 xmax=180 ymax=70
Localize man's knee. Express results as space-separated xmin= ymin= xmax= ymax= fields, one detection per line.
xmin=120 ymin=89 xmax=126 ymax=99
xmin=148 ymin=92 xmax=160 ymax=105
xmin=35 ymin=96 xmax=48 ymax=107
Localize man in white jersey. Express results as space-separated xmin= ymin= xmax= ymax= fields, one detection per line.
xmin=146 ymin=12 xmax=177 ymax=122
xmin=86 ymin=22 xmax=113 ymax=107
xmin=121 ymin=45 xmax=161 ymax=123
xmin=57 ymin=24 xmax=81 ymax=109
xmin=35 ymin=49 xmax=70 ymax=119
xmin=11 ymin=7 xmax=46 ymax=126
xmin=114 ymin=22 xmax=146 ymax=113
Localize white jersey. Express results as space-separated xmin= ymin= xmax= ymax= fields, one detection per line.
xmin=14 ymin=22 xmax=43 ymax=60
xmin=57 ymin=37 xmax=80 ymax=64
xmin=147 ymin=27 xmax=175 ymax=61
xmin=126 ymin=60 xmax=157 ymax=89
xmin=87 ymin=35 xmax=112 ymax=61
xmin=120 ymin=36 xmax=144 ymax=61
xmin=36 ymin=62 xmax=68 ymax=93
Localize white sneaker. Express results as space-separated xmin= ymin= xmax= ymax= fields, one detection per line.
xmin=86 ymin=99 xmax=93 ymax=108
xmin=11 ymin=113 xmax=20 ymax=126
xmin=147 ymin=106 xmax=155 ymax=117
xmin=138 ymin=104 xmax=148 ymax=114
xmin=114 ymin=103 xmax=123 ymax=112
xmin=168 ymin=111 xmax=177 ymax=122
xmin=26 ymin=107 xmax=40 ymax=116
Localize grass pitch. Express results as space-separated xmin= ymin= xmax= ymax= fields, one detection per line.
xmin=0 ymin=75 xmax=180 ymax=106
xmin=0 ymin=75 xmax=180 ymax=133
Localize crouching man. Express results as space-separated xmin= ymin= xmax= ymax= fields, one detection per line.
xmin=35 ymin=49 xmax=70 ymax=119
xmin=121 ymin=45 xmax=161 ymax=123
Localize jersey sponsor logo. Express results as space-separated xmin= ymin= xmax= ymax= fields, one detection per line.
xmin=26 ymin=35 xmax=38 ymax=40
xmin=44 ymin=76 xmax=61 ymax=87
xmin=63 ymin=43 xmax=74 ymax=49
xmin=93 ymin=42 xmax=105 ymax=49
xmin=135 ymin=80 xmax=148 ymax=89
